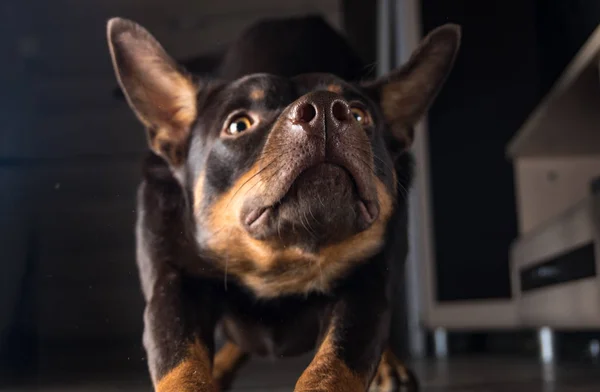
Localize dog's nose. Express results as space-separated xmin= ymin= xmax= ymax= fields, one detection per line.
xmin=289 ymin=91 xmax=352 ymax=134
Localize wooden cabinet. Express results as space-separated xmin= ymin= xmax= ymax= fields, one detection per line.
xmin=508 ymin=26 xmax=600 ymax=329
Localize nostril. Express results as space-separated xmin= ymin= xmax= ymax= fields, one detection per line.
xmin=332 ymin=101 xmax=350 ymax=122
xmin=295 ymin=102 xmax=317 ymax=123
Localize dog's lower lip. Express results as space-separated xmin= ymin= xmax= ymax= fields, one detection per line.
xmin=359 ymin=200 xmax=378 ymax=224
xmin=245 ymin=207 xmax=270 ymax=228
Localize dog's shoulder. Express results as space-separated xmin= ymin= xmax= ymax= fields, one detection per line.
xmin=136 ymin=153 xmax=190 ymax=253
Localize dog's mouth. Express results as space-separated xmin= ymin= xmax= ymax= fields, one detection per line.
xmin=241 ymin=162 xmax=379 ymax=245
xmin=244 ymin=197 xmax=378 ymax=230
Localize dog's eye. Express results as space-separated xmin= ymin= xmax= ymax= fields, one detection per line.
xmin=351 ymin=107 xmax=370 ymax=126
xmin=227 ymin=115 xmax=254 ymax=135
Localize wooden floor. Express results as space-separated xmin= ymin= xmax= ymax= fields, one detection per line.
xmin=3 ymin=355 xmax=600 ymax=391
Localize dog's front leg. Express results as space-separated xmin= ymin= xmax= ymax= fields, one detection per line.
xmin=143 ymin=267 xmax=219 ymax=392
xmin=295 ymin=275 xmax=390 ymax=392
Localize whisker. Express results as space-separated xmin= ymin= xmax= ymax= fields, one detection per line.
xmin=317 ymin=193 xmax=326 ymax=209
xmin=300 ymin=209 xmax=317 ymax=239
xmin=221 ymin=144 xmax=298 ymax=212
xmin=224 ymin=225 xmax=233 ymax=291
xmin=277 ymin=208 xmax=283 ymax=241
xmin=307 ymin=201 xmax=320 ymax=228
xmin=223 ymin=158 xmax=278 ymax=211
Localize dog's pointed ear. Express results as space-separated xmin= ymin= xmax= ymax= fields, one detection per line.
xmin=363 ymin=24 xmax=461 ymax=149
xmin=107 ymin=17 xmax=198 ymax=166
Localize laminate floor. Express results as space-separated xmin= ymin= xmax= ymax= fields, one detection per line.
xmin=2 ymin=355 xmax=600 ymax=391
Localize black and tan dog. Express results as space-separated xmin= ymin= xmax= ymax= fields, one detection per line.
xmin=106 ymin=15 xmax=460 ymax=392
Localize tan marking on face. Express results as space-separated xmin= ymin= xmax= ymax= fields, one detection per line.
xmin=326 ymin=84 xmax=343 ymax=94
xmin=194 ymin=163 xmax=272 ymax=268
xmin=195 ymin=159 xmax=394 ymax=298
xmin=296 ymin=324 xmax=366 ymax=392
xmin=156 ymin=339 xmax=216 ymax=392
xmin=250 ymin=88 xmax=265 ymax=101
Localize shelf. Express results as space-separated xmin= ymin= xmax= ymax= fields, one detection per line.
xmin=510 ymin=196 xmax=600 ymax=328
xmin=507 ymin=24 xmax=600 ymax=158
xmin=511 ymin=198 xmax=593 ymax=268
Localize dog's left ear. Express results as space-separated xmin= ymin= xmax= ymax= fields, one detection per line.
xmin=363 ymin=24 xmax=461 ymax=149
xmin=107 ymin=17 xmax=198 ymax=166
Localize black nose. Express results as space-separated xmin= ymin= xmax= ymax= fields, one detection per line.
xmin=289 ymin=91 xmax=352 ymax=134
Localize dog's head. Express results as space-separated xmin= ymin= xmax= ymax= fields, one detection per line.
xmin=107 ymin=18 xmax=459 ymax=294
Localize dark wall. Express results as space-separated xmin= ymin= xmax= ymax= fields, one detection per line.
xmin=421 ymin=0 xmax=539 ymax=301
xmin=342 ymin=0 xmax=377 ymax=76
xmin=535 ymin=0 xmax=600 ymax=96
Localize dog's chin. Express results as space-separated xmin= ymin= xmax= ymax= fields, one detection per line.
xmin=242 ymin=163 xmax=379 ymax=248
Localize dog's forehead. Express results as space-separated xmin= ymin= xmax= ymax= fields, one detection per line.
xmin=221 ymin=73 xmax=291 ymax=109
xmin=226 ymin=72 xmax=355 ymax=102
xmin=229 ymin=73 xmax=284 ymax=89
xmin=227 ymin=73 xmax=288 ymax=95
xmin=291 ymin=72 xmax=351 ymax=92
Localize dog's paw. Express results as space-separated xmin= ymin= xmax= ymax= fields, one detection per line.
xmin=368 ymin=351 xmax=419 ymax=392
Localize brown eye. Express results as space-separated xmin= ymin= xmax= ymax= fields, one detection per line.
xmin=227 ymin=115 xmax=253 ymax=135
xmin=351 ymin=107 xmax=370 ymax=126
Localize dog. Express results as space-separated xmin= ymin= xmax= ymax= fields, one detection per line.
xmin=106 ymin=15 xmax=460 ymax=392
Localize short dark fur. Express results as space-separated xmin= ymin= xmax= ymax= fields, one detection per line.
xmin=107 ymin=15 xmax=460 ymax=392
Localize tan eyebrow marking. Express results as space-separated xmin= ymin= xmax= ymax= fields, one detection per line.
xmin=250 ymin=88 xmax=265 ymax=101
xmin=326 ymin=84 xmax=343 ymax=94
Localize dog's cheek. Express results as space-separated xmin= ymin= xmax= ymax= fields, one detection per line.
xmin=191 ymin=166 xmax=253 ymax=249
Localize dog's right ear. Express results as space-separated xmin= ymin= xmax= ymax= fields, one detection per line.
xmin=107 ymin=18 xmax=197 ymax=166
xmin=362 ymin=24 xmax=460 ymax=151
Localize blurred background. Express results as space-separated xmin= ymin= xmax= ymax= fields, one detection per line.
xmin=1 ymin=0 xmax=600 ymax=390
